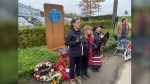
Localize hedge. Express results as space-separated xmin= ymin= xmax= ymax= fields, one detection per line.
xmin=18 ymin=26 xmax=46 ymax=49
xmin=81 ymin=14 xmax=112 ymax=21
xmin=64 ymin=21 xmax=111 ymax=35
xmin=18 ymin=21 xmax=111 ymax=49
xmin=81 ymin=21 xmax=112 ymax=29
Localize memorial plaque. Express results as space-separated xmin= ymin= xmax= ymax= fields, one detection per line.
xmin=49 ymin=8 xmax=61 ymax=23
xmin=44 ymin=4 xmax=64 ymax=50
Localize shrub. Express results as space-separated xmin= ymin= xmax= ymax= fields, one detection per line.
xmin=80 ymin=14 xmax=112 ymax=21
xmin=19 ymin=21 xmax=112 ymax=49
xmin=18 ymin=26 xmax=46 ymax=49
xmin=80 ymin=21 xmax=112 ymax=30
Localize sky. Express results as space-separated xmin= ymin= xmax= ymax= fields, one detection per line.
xmin=18 ymin=0 xmax=131 ymax=16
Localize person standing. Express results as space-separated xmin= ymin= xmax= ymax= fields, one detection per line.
xmin=81 ymin=25 xmax=93 ymax=80
xmin=116 ymin=18 xmax=130 ymax=51
xmin=92 ymin=24 xmax=104 ymax=72
xmin=65 ymin=17 xmax=82 ymax=84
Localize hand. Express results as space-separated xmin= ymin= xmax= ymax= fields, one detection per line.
xmin=101 ymin=46 xmax=104 ymax=49
xmin=80 ymin=36 xmax=83 ymax=39
xmin=100 ymin=46 xmax=104 ymax=51
xmin=76 ymin=37 xmax=82 ymax=43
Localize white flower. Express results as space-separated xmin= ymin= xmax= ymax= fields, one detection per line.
xmin=39 ymin=76 xmax=43 ymax=80
xmin=46 ymin=62 xmax=50 ymax=66
xmin=36 ymin=74 xmax=40 ymax=78
xmin=51 ymin=69 xmax=54 ymax=72
xmin=36 ymin=64 xmax=40 ymax=68
xmin=34 ymin=68 xmax=38 ymax=72
xmin=39 ymin=63 xmax=42 ymax=67
xmin=42 ymin=76 xmax=46 ymax=81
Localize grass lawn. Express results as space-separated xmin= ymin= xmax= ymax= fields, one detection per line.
xmin=18 ymin=46 xmax=59 ymax=78
xmin=18 ymin=28 xmax=131 ymax=79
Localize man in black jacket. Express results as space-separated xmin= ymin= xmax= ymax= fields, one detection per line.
xmin=65 ymin=17 xmax=82 ymax=84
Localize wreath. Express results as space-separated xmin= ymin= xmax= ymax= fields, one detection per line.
xmin=34 ymin=62 xmax=63 ymax=83
xmin=61 ymin=68 xmax=70 ymax=80
xmin=34 ymin=62 xmax=52 ymax=81
xmin=55 ymin=61 xmax=66 ymax=71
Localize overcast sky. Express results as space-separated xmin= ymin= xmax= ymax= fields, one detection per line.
xmin=18 ymin=0 xmax=131 ymax=16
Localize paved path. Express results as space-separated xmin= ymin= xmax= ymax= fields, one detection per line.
xmin=116 ymin=61 xmax=131 ymax=84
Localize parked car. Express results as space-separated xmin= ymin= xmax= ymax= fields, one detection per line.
xmin=64 ymin=17 xmax=72 ymax=24
xmin=18 ymin=17 xmax=33 ymax=27
xmin=29 ymin=17 xmax=45 ymax=26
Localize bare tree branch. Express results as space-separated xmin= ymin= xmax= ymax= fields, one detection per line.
xmin=77 ymin=0 xmax=105 ymax=16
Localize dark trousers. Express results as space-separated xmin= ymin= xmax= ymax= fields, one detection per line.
xmin=81 ymin=56 xmax=88 ymax=71
xmin=69 ymin=56 xmax=82 ymax=79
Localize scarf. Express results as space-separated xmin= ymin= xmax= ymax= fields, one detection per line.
xmin=87 ymin=34 xmax=93 ymax=66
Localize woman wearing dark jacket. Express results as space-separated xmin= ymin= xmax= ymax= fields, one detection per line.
xmin=81 ymin=25 xmax=93 ymax=80
xmin=65 ymin=18 xmax=82 ymax=84
xmin=92 ymin=24 xmax=104 ymax=72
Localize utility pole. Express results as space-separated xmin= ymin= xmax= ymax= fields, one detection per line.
xmin=111 ymin=0 xmax=118 ymax=36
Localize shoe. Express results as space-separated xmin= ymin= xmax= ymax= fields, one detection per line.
xmin=81 ymin=73 xmax=87 ymax=80
xmin=76 ymin=76 xmax=82 ymax=84
xmin=92 ymin=68 xmax=96 ymax=72
xmin=81 ymin=69 xmax=86 ymax=80
xmin=95 ymin=68 xmax=100 ymax=72
xmin=85 ymin=69 xmax=90 ymax=78
xmin=70 ymin=78 xmax=76 ymax=84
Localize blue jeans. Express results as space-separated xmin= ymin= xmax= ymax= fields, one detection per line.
xmin=117 ymin=36 xmax=127 ymax=50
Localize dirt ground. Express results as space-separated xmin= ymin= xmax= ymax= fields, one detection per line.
xmin=19 ymin=49 xmax=131 ymax=84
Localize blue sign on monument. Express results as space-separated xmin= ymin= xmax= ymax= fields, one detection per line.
xmin=48 ymin=8 xmax=61 ymax=23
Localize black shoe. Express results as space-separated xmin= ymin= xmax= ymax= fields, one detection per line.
xmin=95 ymin=68 xmax=100 ymax=72
xmin=92 ymin=68 xmax=96 ymax=72
xmin=81 ymin=74 xmax=87 ymax=80
xmin=85 ymin=72 xmax=90 ymax=78
xmin=85 ymin=69 xmax=90 ymax=78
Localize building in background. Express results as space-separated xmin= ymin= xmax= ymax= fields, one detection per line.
xmin=18 ymin=2 xmax=41 ymax=21
xmin=40 ymin=11 xmax=44 ymax=17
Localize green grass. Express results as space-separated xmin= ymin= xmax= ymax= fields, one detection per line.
xmin=118 ymin=16 xmax=131 ymax=23
xmin=102 ymin=29 xmax=117 ymax=50
xmin=18 ymin=46 xmax=59 ymax=78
